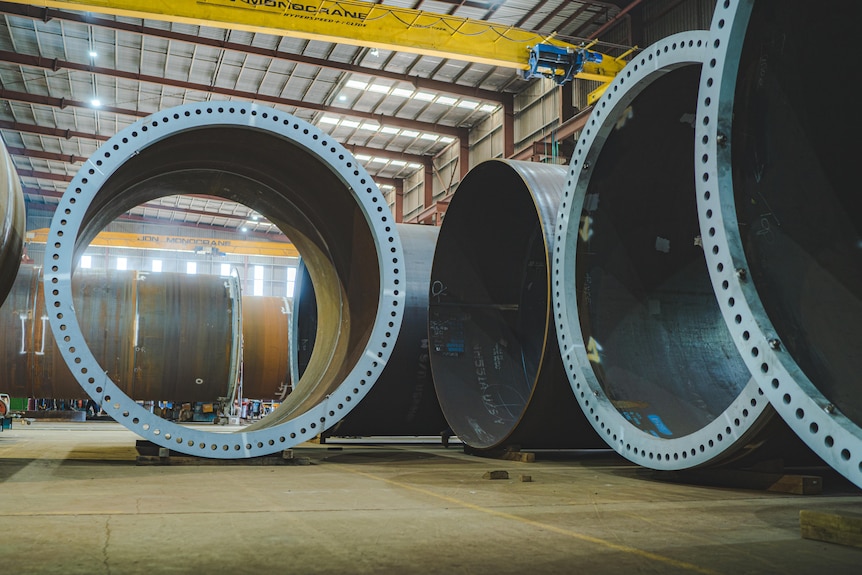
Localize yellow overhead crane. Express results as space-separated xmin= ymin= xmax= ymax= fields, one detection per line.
xmin=5 ymin=0 xmax=634 ymax=103
xmin=25 ymin=228 xmax=300 ymax=258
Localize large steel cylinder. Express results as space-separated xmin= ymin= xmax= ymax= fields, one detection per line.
xmin=240 ymin=295 xmax=292 ymax=401
xmin=0 ymin=264 xmax=241 ymax=403
xmin=428 ymin=159 xmax=604 ymax=451
xmin=696 ymin=1 xmax=862 ymax=487
xmin=0 ymin=135 xmax=25 ymax=307
xmin=553 ymin=31 xmax=811 ymax=470
xmin=292 ymin=223 xmax=448 ymax=437
xmin=42 ymin=102 xmax=404 ymax=458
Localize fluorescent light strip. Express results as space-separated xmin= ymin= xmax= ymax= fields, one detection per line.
xmin=368 ymin=83 xmax=391 ymax=94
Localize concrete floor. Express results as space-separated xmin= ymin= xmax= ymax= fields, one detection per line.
xmin=1 ymin=421 xmax=861 ymax=575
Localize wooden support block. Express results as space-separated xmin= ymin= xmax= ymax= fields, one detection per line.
xmin=800 ymin=510 xmax=862 ymax=548
xmin=519 ymin=474 xmax=532 ymax=483
xmin=482 ymin=470 xmax=509 ymax=480
xmin=500 ymin=450 xmax=536 ymax=463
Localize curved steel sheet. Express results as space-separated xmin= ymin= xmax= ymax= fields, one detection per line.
xmin=289 ymin=259 xmax=316 ymax=390
xmin=1 ymin=265 xmax=240 ymax=403
xmin=42 ymin=102 xmax=405 ymax=458
xmin=0 ymin=135 xmax=25 ymax=307
xmin=293 ymin=223 xmax=448 ymax=437
xmin=696 ymin=0 xmax=862 ymax=487
xmin=429 ymin=159 xmax=604 ymax=451
xmin=553 ymin=31 xmax=801 ymax=469
xmin=240 ymin=295 xmax=292 ymax=401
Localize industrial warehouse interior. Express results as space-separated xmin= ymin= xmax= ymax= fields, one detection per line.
xmin=1 ymin=0 xmax=860 ymax=573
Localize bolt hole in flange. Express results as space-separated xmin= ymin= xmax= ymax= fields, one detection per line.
xmin=554 ymin=30 xmax=811 ymax=470
xmin=696 ymin=0 xmax=862 ymax=487
xmin=43 ymin=102 xmax=404 ymax=458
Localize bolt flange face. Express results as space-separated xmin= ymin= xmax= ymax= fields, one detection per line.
xmin=695 ymin=0 xmax=862 ymax=488
xmin=44 ymin=102 xmax=404 ymax=458
xmin=554 ymin=31 xmax=775 ymax=470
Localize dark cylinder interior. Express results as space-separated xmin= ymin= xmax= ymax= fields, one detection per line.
xmin=730 ymin=0 xmax=862 ymax=426
xmin=429 ymin=159 xmax=603 ymax=451
xmin=575 ymin=64 xmax=755 ymax=439
xmin=0 ymin=264 xmax=239 ymax=402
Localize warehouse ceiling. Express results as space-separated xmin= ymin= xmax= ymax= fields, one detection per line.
xmin=0 ymin=0 xmax=632 ymax=236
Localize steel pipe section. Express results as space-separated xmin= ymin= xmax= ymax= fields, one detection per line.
xmin=696 ymin=1 xmax=862 ymax=487
xmin=240 ymin=295 xmax=292 ymax=401
xmin=43 ymin=102 xmax=404 ymax=458
xmin=553 ymin=31 xmax=790 ymax=470
xmin=0 ymin=135 xmax=25 ymax=307
xmin=1 ymin=264 xmax=241 ymax=403
xmin=429 ymin=159 xmax=603 ymax=451
xmin=292 ymin=224 xmax=448 ymax=437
